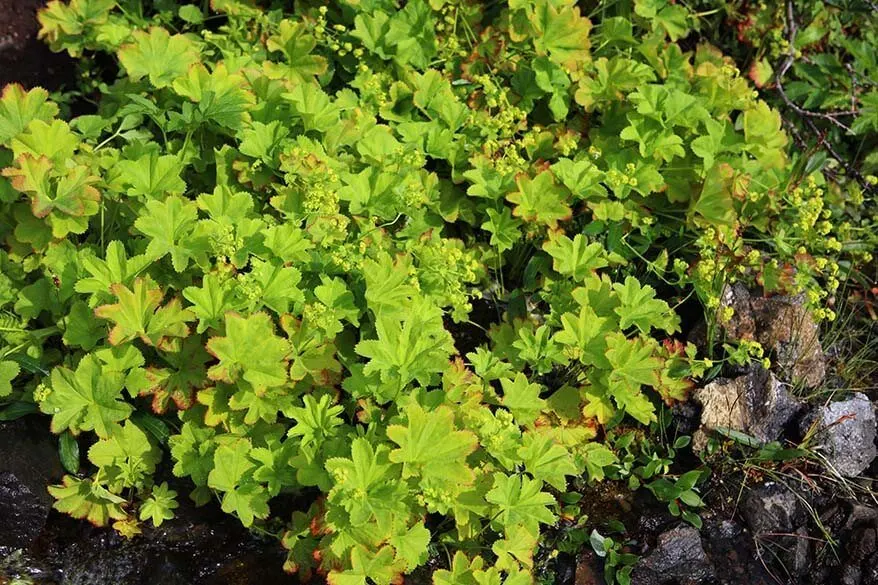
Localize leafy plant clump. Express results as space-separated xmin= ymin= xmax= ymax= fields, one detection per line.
xmin=0 ymin=0 xmax=873 ymax=583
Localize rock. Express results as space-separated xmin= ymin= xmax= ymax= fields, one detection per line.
xmin=741 ymin=481 xmax=805 ymax=535
xmin=753 ymin=295 xmax=826 ymax=388
xmin=699 ymin=518 xmax=774 ymax=585
xmin=0 ymin=420 xmax=63 ymax=551
xmin=692 ymin=367 xmax=801 ymax=450
xmin=864 ymin=551 xmax=878 ymax=585
xmin=803 ymin=393 xmax=877 ymax=477
xmin=807 ymin=504 xmax=878 ymax=585
xmin=786 ymin=526 xmax=811 ymax=575
xmin=837 ymin=506 xmax=878 ymax=585
xmin=719 ymin=283 xmax=756 ymax=340
xmin=631 ymin=525 xmax=714 ymax=585
xmin=670 ymin=401 xmax=700 ymax=436
xmin=740 ymin=481 xmax=811 ymax=577
xmin=841 ymin=565 xmax=862 ymax=585
xmin=719 ymin=286 xmax=826 ymax=388
xmin=552 ymin=552 xmax=577 ymax=585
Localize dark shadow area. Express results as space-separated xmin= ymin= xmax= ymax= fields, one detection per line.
xmin=0 ymin=0 xmax=75 ymax=91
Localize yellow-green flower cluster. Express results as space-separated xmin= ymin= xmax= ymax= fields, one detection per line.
xmin=415 ymin=238 xmax=483 ymax=321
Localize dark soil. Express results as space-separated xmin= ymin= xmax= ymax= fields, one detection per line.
xmin=445 ymin=296 xmax=502 ymax=356
xmin=0 ymin=0 xmax=75 ymax=90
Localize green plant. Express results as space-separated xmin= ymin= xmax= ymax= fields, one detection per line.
xmin=0 ymin=0 xmax=873 ymax=582
xmin=729 ymin=0 xmax=878 ymax=183
xmin=643 ymin=469 xmax=706 ymax=528
xmin=696 ymin=0 xmax=878 ymax=307
xmin=604 ymin=426 xmax=706 ymax=528
xmin=589 ymin=526 xmax=638 ymax=585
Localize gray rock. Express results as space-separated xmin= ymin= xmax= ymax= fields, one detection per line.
xmin=0 ymin=420 xmax=63 ymax=551
xmin=719 ymin=286 xmax=825 ymax=388
xmin=632 ymin=525 xmax=715 ymax=585
xmin=740 ymin=481 xmax=805 ymax=535
xmin=786 ymin=526 xmax=811 ymax=575
xmin=864 ymin=552 xmax=878 ymax=585
xmin=803 ymin=393 xmax=877 ymax=477
xmin=692 ymin=367 xmax=801 ymax=450
xmin=700 ymin=517 xmax=776 ymax=585
xmin=844 ymin=522 xmax=877 ymax=585
xmin=740 ymin=482 xmax=811 ymax=577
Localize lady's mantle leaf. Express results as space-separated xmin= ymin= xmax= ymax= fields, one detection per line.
xmin=0 ymin=360 xmax=21 ymax=397
xmin=691 ymin=162 xmax=736 ymax=228
xmin=118 ymin=27 xmax=200 ymax=89
xmin=605 ymin=334 xmax=661 ymax=424
xmin=94 ymin=278 xmax=194 ymax=348
xmin=40 ymin=355 xmax=133 ymax=439
xmin=183 ymin=274 xmax=235 ymax=334
xmin=386 ymin=0 xmax=437 ymax=70
xmin=0 ymin=85 xmax=58 ymax=143
xmin=486 ymin=473 xmax=556 ymax=533
xmin=482 ymin=207 xmax=523 ymax=254
xmin=133 ymin=195 xmax=203 ymax=272
xmin=2 ymin=155 xmax=100 ymax=219
xmin=207 ymin=438 xmax=270 ymax=526
xmin=206 ymin=312 xmax=289 ymax=389
xmin=613 ymin=276 xmax=680 ymax=334
xmin=529 ymin=1 xmax=592 ymax=69
xmin=386 ymin=403 xmax=478 ymax=484
xmin=172 ymin=63 xmax=255 ymax=131
xmin=500 ymin=373 xmax=546 ymax=426
xmin=389 ymin=523 xmax=431 ymax=571
xmin=48 ymin=475 xmax=127 ymax=527
xmin=543 ymin=234 xmax=608 ymax=282
xmin=355 ymin=297 xmax=454 ymax=392
xmin=59 ymin=431 xmax=80 ymax=474
xmin=264 ymin=20 xmax=327 ymax=84
xmin=518 ymin=434 xmax=578 ymax=491
xmin=327 ymin=545 xmax=397 ymax=585
xmin=139 ymin=482 xmax=179 ymax=527
xmin=117 ymin=152 xmax=186 ymax=199
xmin=88 ymin=420 xmax=161 ymax=489
xmin=506 ymin=171 xmax=571 ymax=228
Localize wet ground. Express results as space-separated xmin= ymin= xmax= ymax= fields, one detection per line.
xmin=0 ymin=418 xmax=295 ymax=585
xmin=2 ymin=504 xmax=295 ymax=585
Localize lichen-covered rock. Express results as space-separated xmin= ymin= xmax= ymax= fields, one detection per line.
xmin=803 ymin=393 xmax=877 ymax=477
xmin=719 ymin=286 xmax=826 ymax=388
xmin=752 ymin=295 xmax=825 ymax=388
xmin=699 ymin=518 xmax=776 ymax=585
xmin=692 ymin=367 xmax=801 ymax=450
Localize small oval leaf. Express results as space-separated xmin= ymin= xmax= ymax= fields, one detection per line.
xmin=59 ymin=431 xmax=80 ymax=474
